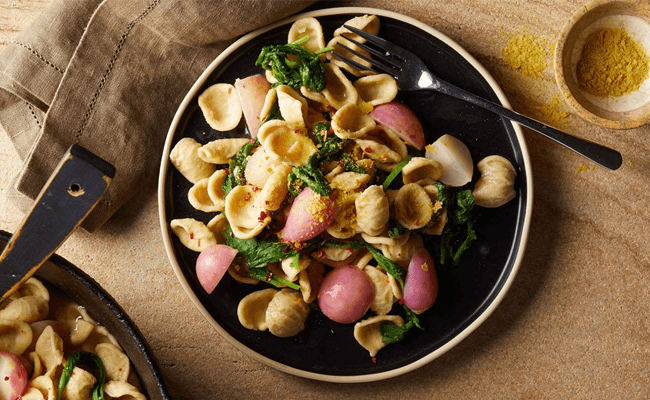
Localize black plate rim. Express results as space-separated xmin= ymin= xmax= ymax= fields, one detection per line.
xmin=157 ymin=6 xmax=534 ymax=383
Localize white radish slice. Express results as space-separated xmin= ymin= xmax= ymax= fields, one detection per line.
xmin=235 ymin=74 xmax=272 ymax=138
xmin=196 ymin=245 xmax=238 ymax=294
xmin=369 ymin=101 xmax=426 ymax=150
xmin=425 ymin=134 xmax=474 ymax=187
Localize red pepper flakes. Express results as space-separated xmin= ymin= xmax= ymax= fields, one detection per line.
xmin=398 ymin=298 xmax=405 ymax=305
xmin=189 ymin=232 xmax=194 ymax=240
xmin=258 ymin=211 xmax=268 ymax=222
xmin=265 ymin=272 xmax=273 ymax=282
xmin=364 ymin=147 xmax=373 ymax=153
xmin=371 ymin=357 xmax=377 ymax=364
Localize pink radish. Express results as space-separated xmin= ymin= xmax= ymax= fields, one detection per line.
xmin=318 ymin=265 xmax=374 ymax=324
xmin=0 ymin=351 xmax=28 ymax=400
xmin=196 ymin=245 xmax=238 ymax=294
xmin=235 ymin=74 xmax=272 ymax=138
xmin=280 ymin=188 xmax=336 ymax=243
xmin=369 ymin=101 xmax=426 ymax=150
xmin=403 ymin=249 xmax=438 ymax=314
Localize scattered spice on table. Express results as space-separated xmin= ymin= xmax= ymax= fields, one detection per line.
xmin=502 ymin=31 xmax=550 ymax=78
xmin=576 ymin=27 xmax=649 ymax=97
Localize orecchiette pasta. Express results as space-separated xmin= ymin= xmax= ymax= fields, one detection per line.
xmin=353 ymin=315 xmax=403 ymax=357
xmin=0 ymin=319 xmax=33 ymax=354
xmin=402 ymin=157 xmax=444 ymax=186
xmin=356 ymin=185 xmax=389 ymax=236
xmin=326 ymin=36 xmax=374 ymax=77
xmin=332 ymin=103 xmax=376 ymax=139
xmin=364 ymin=266 xmax=394 ymax=315
xmin=327 ymin=191 xmax=360 ymax=239
xmin=288 ymin=17 xmax=326 ymax=55
xmin=321 ymin=63 xmax=359 ymax=109
xmin=244 ymin=146 xmax=282 ymax=187
xmin=169 ymin=137 xmax=216 ymax=184
xmin=265 ymin=289 xmax=310 ymax=338
xmin=34 ymin=325 xmax=63 ymax=375
xmin=224 ymin=185 xmax=271 ymax=239
xmin=394 ymin=183 xmax=435 ymax=230
xmin=103 ymin=381 xmax=147 ymax=400
xmin=237 ymin=288 xmax=278 ymax=331
xmin=198 ymin=83 xmax=242 ymax=131
xmin=96 ymin=342 xmax=130 ymax=382
xmin=198 ymin=138 xmax=250 ymax=164
xmin=329 ymin=171 xmax=371 ymax=191
xmin=333 ymin=14 xmax=380 ymax=42
xmin=353 ymin=74 xmax=399 ymax=105
xmin=264 ymin=129 xmax=318 ymax=166
xmin=473 ymin=155 xmax=517 ymax=208
xmin=170 ymin=218 xmax=217 ymax=251
xmin=276 ymin=85 xmax=308 ymax=126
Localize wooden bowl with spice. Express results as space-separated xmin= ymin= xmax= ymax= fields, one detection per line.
xmin=555 ymin=0 xmax=650 ymax=129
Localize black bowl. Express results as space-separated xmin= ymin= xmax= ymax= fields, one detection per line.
xmin=0 ymin=230 xmax=172 ymax=400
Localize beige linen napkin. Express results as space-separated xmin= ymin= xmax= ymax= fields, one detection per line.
xmin=0 ymin=0 xmax=315 ymax=231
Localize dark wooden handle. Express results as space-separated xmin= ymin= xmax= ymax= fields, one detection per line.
xmin=0 ymin=145 xmax=115 ymax=301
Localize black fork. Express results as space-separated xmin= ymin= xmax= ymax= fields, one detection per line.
xmin=334 ymin=24 xmax=623 ymax=170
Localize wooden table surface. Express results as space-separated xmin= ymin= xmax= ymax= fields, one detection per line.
xmin=1 ymin=1 xmax=649 ymax=399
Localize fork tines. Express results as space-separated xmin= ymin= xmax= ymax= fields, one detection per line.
xmin=332 ymin=24 xmax=405 ymax=76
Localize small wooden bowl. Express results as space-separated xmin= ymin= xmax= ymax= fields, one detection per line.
xmin=555 ymin=0 xmax=650 ymax=129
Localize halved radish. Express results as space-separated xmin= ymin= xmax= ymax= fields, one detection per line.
xmin=369 ymin=101 xmax=426 ymax=150
xmin=318 ymin=265 xmax=375 ymax=324
xmin=0 ymin=351 xmax=28 ymax=400
xmin=235 ymin=74 xmax=272 ymax=138
xmin=280 ymin=188 xmax=336 ymax=242
xmin=403 ymin=248 xmax=438 ymax=314
xmin=196 ymin=244 xmax=238 ymax=294
xmin=425 ymin=134 xmax=474 ymax=187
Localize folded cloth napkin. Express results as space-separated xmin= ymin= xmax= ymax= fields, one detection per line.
xmin=0 ymin=0 xmax=315 ymax=231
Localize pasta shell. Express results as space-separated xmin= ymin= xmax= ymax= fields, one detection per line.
xmin=198 ymin=83 xmax=242 ymax=131
xmin=237 ymin=288 xmax=278 ymax=331
xmin=311 ymin=245 xmax=359 ymax=268
xmin=266 ymin=289 xmax=310 ymax=338
xmin=281 ymin=255 xmax=311 ymax=282
xmin=23 ymin=375 xmax=55 ymax=400
xmin=381 ymin=234 xmax=425 ymax=268
xmin=245 ymin=146 xmax=281 ymax=188
xmin=188 ymin=177 xmax=220 ymax=213
xmin=18 ymin=278 xmax=49 ymax=302
xmin=79 ymin=325 xmax=121 ymax=353
xmin=0 ymin=319 xmax=32 ymax=354
xmin=334 ymin=14 xmax=380 ymax=43
xmin=206 ymin=169 xmax=228 ymax=211
xmin=227 ymin=263 xmax=260 ymax=285
xmin=259 ymin=86 xmax=277 ymax=123
xmin=332 ymin=103 xmax=376 ymax=139
xmin=254 ymin=163 xmax=292 ymax=212
xmin=277 ymin=85 xmax=308 ymax=126
xmin=327 ymin=36 xmax=374 ymax=77
xmin=355 ymin=138 xmax=401 ymax=166
xmin=473 ymin=155 xmax=517 ymax=208
xmin=95 ymin=342 xmax=130 ymax=382
xmin=169 ymin=137 xmax=216 ymax=184
xmin=356 ymin=185 xmax=389 ymax=236
xmin=288 ymin=17 xmax=326 ymax=54
xmin=329 ymin=171 xmax=371 ymax=191
xmin=198 ymin=138 xmax=251 ymax=164
xmin=298 ymin=261 xmax=325 ymax=303
xmin=256 ymin=119 xmax=306 ymax=147
xmin=421 ymin=208 xmax=448 ymax=236
xmin=70 ymin=320 xmax=94 ymax=347
xmin=321 ymin=63 xmax=358 ymax=109
xmin=170 ymin=218 xmax=217 ymax=252
xmin=264 ymin=129 xmax=317 ymax=166
xmin=402 ymin=157 xmax=444 ymax=186
xmin=61 ymin=367 xmax=96 ymax=400
xmin=0 ymin=295 xmax=48 ymax=323
xmin=394 ymin=183 xmax=434 ymax=230
xmin=361 ymin=231 xmax=410 ymax=248
xmin=224 ymin=185 xmax=271 ymax=239
xmin=327 ymin=190 xmax=360 ymax=239
xmin=103 ymin=381 xmax=147 ymax=400
xmin=34 ymin=325 xmax=64 ymax=375
xmin=300 ymin=86 xmax=330 ymax=106
xmin=364 ymin=266 xmax=395 ymax=315
xmin=206 ymin=213 xmax=229 ymax=244
xmin=353 ymin=314 xmax=403 ymax=357
xmin=354 ymin=74 xmax=399 ymax=105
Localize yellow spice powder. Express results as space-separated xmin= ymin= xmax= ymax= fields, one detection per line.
xmin=502 ymin=31 xmax=549 ymax=78
xmin=576 ymin=27 xmax=649 ymax=97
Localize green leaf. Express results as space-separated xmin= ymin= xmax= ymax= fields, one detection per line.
xmin=255 ymin=36 xmax=332 ymax=92
xmin=365 ymin=243 xmax=405 ymax=288
xmin=225 ymin=226 xmax=298 ymax=268
xmin=222 ymin=139 xmax=257 ymax=197
xmin=380 ymin=304 xmax=423 ymax=344
xmin=58 ymin=352 xmax=106 ymax=400
xmin=382 ymin=155 xmax=412 ymax=189
xmin=247 ymin=266 xmax=300 ymax=290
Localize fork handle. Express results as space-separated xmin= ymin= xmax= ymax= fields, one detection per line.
xmin=431 ymin=79 xmax=623 ymax=170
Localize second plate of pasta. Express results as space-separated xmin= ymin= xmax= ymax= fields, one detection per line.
xmin=158 ymin=7 xmax=532 ymax=382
